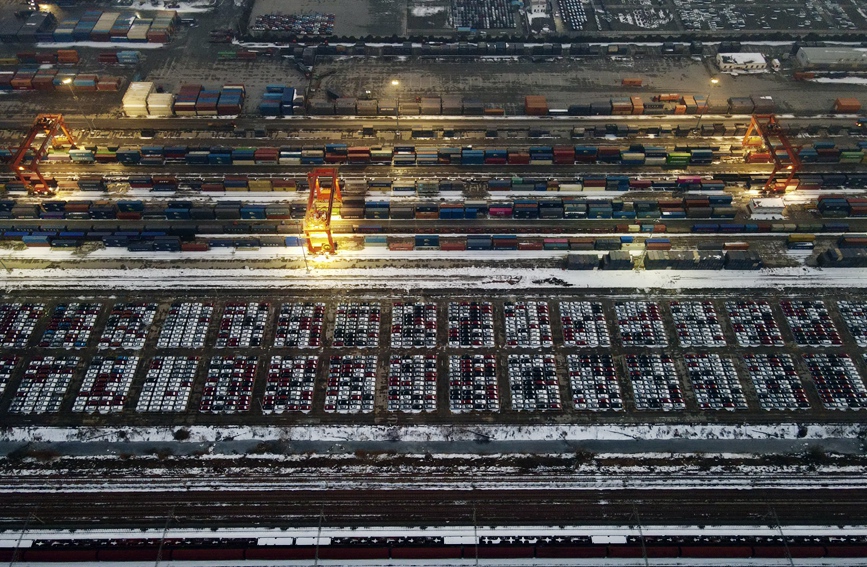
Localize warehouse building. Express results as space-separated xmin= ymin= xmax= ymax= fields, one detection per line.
xmin=795 ymin=47 xmax=867 ymax=71
xmin=715 ymin=53 xmax=767 ymax=72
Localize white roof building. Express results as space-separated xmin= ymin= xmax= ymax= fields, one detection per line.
xmin=795 ymin=47 xmax=867 ymax=70
xmin=716 ymin=52 xmax=767 ymax=71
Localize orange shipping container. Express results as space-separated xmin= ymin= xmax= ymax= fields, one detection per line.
xmin=674 ymin=104 xmax=687 ymax=115
xmin=833 ymin=97 xmax=861 ymax=113
xmin=621 ymin=78 xmax=642 ymax=87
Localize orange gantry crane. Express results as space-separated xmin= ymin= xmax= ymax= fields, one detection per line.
xmin=303 ymin=167 xmax=342 ymax=254
xmin=9 ymin=114 xmax=75 ymax=195
xmin=742 ymin=114 xmax=801 ymax=194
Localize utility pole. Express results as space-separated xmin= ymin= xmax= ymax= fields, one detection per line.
xmin=632 ymin=504 xmax=649 ymax=567
xmin=154 ymin=507 xmax=176 ymax=567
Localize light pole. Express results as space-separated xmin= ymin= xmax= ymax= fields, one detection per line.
xmin=695 ymin=77 xmax=719 ymax=134
xmin=391 ymin=79 xmax=400 ymax=138
xmin=62 ymin=77 xmax=94 ymax=132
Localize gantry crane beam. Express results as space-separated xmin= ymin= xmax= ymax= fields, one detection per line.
xmin=743 ymin=114 xmax=801 ymax=194
xmin=9 ymin=114 xmax=75 ymax=195
xmin=303 ymin=167 xmax=342 ymax=254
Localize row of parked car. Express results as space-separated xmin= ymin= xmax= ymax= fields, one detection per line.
xmin=387 ymin=354 xmax=437 ymax=413
xmin=670 ymin=301 xmax=726 ymax=348
xmin=449 ymin=354 xmax=500 ymax=413
xmin=324 ymin=355 xmax=376 ymax=413
xmin=333 ymin=302 xmax=380 ymax=348
xmin=504 ymin=302 xmax=553 ymax=349
xmin=216 ymin=302 xmax=269 ymax=349
xmin=274 ymin=303 xmax=324 ymax=349
xmin=9 ymin=356 xmax=78 ymax=414
xmin=507 ymin=354 xmax=561 ymax=411
xmin=780 ymin=300 xmax=843 ymax=347
xmin=391 ymin=302 xmax=437 ymax=350
xmin=0 ymin=355 xmax=18 ymax=399
xmin=262 ymin=355 xmax=317 ymax=414
xmin=10 ymin=298 xmax=867 ymax=352
xmin=805 ymin=354 xmax=867 ymax=410
xmin=616 ymin=302 xmax=668 ymax=348
xmin=567 ymin=354 xmax=623 ymax=411
xmin=684 ymin=354 xmax=748 ymax=411
xmin=72 ymin=355 xmax=139 ymax=414
xmin=560 ymin=302 xmax=610 ymax=348
xmin=625 ymin=354 xmax=686 ymax=411
xmin=157 ymin=302 xmax=213 ymax=349
xmin=98 ymin=303 xmax=156 ymax=351
xmin=448 ymin=301 xmax=494 ymax=349
xmin=9 ymin=349 xmax=867 ymax=414
xmin=0 ymin=303 xmax=42 ymax=349
xmin=136 ymin=355 xmax=199 ymax=413
xmin=199 ymin=355 xmax=257 ymax=413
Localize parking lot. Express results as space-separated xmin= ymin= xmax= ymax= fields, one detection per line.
xmin=684 ymin=353 xmax=747 ymax=411
xmin=504 ymin=301 xmax=552 ymax=349
xmin=274 ymin=303 xmax=325 ymax=349
xmin=726 ymin=300 xmax=785 ymax=348
xmin=136 ymin=355 xmax=200 ymax=413
xmin=448 ymin=301 xmax=494 ymax=348
xmin=387 ymin=354 xmax=437 ymax=413
xmin=333 ymin=302 xmax=381 ymax=348
xmin=615 ymin=301 xmax=668 ymax=348
xmin=215 ymin=303 xmax=269 ymax=349
xmin=781 ymin=300 xmax=843 ymax=347
xmin=72 ymin=355 xmax=139 ymax=414
xmin=98 ymin=303 xmax=157 ymax=351
xmin=200 ymin=355 xmax=258 ymax=413
xmin=0 ymin=290 xmax=867 ymax=424
xmin=157 ymin=303 xmax=214 ymax=350
xmin=263 ymin=355 xmax=318 ymax=414
xmin=0 ymin=303 xmax=43 ymax=349
xmin=671 ymin=301 xmax=726 ymax=348
xmin=391 ymin=302 xmax=437 ymax=349
xmin=838 ymin=301 xmax=867 ymax=348
xmin=324 ymin=355 xmax=376 ymax=413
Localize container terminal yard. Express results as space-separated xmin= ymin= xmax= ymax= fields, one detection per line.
xmin=4 ymin=0 xmax=867 ymax=564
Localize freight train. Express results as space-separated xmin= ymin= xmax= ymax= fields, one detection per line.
xmin=4 ymin=534 xmax=867 ymax=562
xmin=7 ymin=140 xmax=867 ymax=169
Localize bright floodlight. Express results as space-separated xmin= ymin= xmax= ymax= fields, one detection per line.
xmin=391 ymin=80 xmax=399 ymax=86
xmin=62 ymin=78 xmax=72 ymax=84
xmin=710 ymin=78 xmax=719 ymax=85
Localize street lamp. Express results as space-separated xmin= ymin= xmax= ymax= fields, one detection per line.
xmin=390 ymin=79 xmax=400 ymax=137
xmin=62 ymin=77 xmax=94 ymax=132
xmin=695 ymin=77 xmax=719 ymax=134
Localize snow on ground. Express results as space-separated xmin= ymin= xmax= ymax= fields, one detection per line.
xmin=36 ymin=41 xmax=166 ymax=50
xmin=127 ymin=0 xmax=216 ymax=13
xmin=0 ymin=265 xmax=865 ymax=292
xmin=411 ymin=5 xmax=448 ymax=16
xmin=2 ymin=423 xmax=858 ymax=444
xmin=813 ymin=77 xmax=867 ymax=86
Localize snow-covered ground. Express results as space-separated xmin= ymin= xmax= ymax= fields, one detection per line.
xmin=0 ymin=264 xmax=863 ymax=292
xmin=3 ymin=423 xmax=857 ymax=444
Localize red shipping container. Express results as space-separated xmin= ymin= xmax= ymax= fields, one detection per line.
xmin=517 ymin=240 xmax=544 ymax=250
xmin=117 ymin=212 xmax=142 ymax=220
xmin=181 ymin=242 xmax=209 ymax=251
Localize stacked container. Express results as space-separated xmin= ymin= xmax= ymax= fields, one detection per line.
xmin=73 ymin=11 xmax=102 ymax=41
xmin=122 ymin=81 xmax=153 ymax=117
xmin=147 ymin=11 xmax=176 ymax=43
xmin=126 ymin=19 xmax=151 ymax=42
xmin=91 ymin=12 xmax=119 ymax=41
xmin=525 ymin=95 xmax=548 ymax=115
xmin=217 ymin=84 xmax=245 ymax=115
xmin=146 ymin=92 xmax=174 ymax=115
xmin=110 ymin=15 xmax=134 ymax=40
xmin=173 ymin=84 xmax=200 ymax=115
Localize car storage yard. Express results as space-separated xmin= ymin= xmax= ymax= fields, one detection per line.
xmin=2 ymin=287 xmax=867 ymax=427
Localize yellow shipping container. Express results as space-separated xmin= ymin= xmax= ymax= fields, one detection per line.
xmin=248 ymin=179 xmax=272 ymax=191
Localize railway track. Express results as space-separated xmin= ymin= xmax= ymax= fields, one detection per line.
xmin=3 ymin=487 xmax=867 ymax=528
